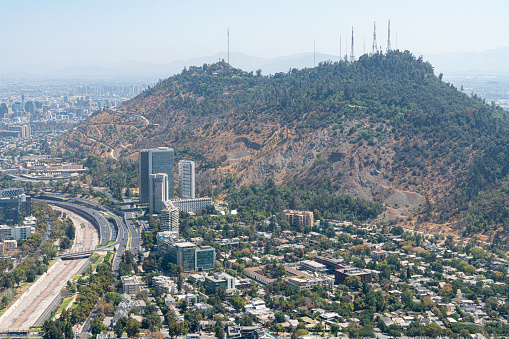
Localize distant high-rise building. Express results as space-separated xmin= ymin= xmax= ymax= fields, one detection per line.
xmin=149 ymin=173 xmax=168 ymax=214
xmin=0 ymin=103 xmax=8 ymax=118
xmin=24 ymin=101 xmax=35 ymax=114
xmin=178 ymin=160 xmax=195 ymax=199
xmin=139 ymin=147 xmax=174 ymax=204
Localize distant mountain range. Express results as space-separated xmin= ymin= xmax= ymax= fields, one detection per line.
xmin=0 ymin=52 xmax=340 ymax=79
xmin=3 ymin=46 xmax=509 ymax=79
xmin=424 ymin=46 xmax=509 ymax=75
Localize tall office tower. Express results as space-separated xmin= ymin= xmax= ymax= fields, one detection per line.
xmin=160 ymin=201 xmax=179 ymax=235
xmin=21 ymin=125 xmax=30 ymax=139
xmin=139 ymin=147 xmax=174 ymax=204
xmin=0 ymin=193 xmax=30 ymax=225
xmin=25 ymin=101 xmax=35 ymax=114
xmin=149 ymin=173 xmax=168 ymax=214
xmin=0 ymin=103 xmax=7 ymax=118
xmin=178 ymin=160 xmax=195 ymax=199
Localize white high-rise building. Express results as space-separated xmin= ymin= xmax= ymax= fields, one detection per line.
xmin=178 ymin=160 xmax=195 ymax=199
xmin=149 ymin=173 xmax=168 ymax=214
xmin=160 ymin=201 xmax=179 ymax=235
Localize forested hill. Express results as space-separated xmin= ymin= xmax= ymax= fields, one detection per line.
xmin=62 ymin=50 xmax=509 ymax=242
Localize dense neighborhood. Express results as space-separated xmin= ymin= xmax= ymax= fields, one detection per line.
xmin=107 ymin=207 xmax=509 ymax=339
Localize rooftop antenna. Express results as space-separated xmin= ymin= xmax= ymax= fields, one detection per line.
xmin=350 ymin=27 xmax=355 ymax=62
xmin=314 ymin=39 xmax=316 ymax=67
xmin=387 ymin=20 xmax=391 ymax=52
xmin=372 ymin=21 xmax=377 ymax=55
xmin=227 ymin=27 xmax=230 ymax=65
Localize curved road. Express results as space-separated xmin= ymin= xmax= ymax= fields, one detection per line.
xmin=34 ymin=193 xmax=140 ymax=272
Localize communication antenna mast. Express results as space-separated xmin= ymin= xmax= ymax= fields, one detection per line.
xmin=372 ymin=21 xmax=377 ymax=55
xmin=387 ymin=20 xmax=391 ymax=52
xmin=227 ymin=27 xmax=230 ymax=65
xmin=350 ymin=27 xmax=355 ymax=62
xmin=396 ymin=30 xmax=398 ymax=50
xmin=340 ymin=35 xmax=342 ymax=62
xmin=314 ymin=39 xmax=316 ymax=67
xmin=363 ymin=35 xmax=366 ymax=55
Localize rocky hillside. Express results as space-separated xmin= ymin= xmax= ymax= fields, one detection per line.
xmin=61 ymin=51 xmax=509 ymax=241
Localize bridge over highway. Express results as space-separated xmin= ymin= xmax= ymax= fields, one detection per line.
xmin=57 ymin=241 xmax=118 ymax=259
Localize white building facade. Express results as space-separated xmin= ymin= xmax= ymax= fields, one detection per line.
xmin=178 ymin=160 xmax=195 ymax=199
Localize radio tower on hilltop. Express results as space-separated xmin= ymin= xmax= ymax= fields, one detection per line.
xmin=372 ymin=21 xmax=377 ymax=55
xmin=387 ymin=20 xmax=391 ymax=52
xmin=340 ymin=35 xmax=342 ymax=61
xmin=227 ymin=27 xmax=230 ymax=65
xmin=350 ymin=27 xmax=355 ymax=62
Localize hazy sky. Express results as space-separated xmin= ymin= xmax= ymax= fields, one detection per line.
xmin=2 ymin=0 xmax=509 ymax=67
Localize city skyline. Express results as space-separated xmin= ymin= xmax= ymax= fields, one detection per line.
xmin=1 ymin=0 xmax=509 ymax=73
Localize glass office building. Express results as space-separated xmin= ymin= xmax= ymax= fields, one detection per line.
xmin=0 ymin=198 xmax=21 ymax=225
xmin=139 ymin=147 xmax=174 ymax=204
xmin=0 ymin=194 xmax=30 ymax=225
xmin=157 ymin=232 xmax=215 ymax=272
xmin=196 ymin=246 xmax=215 ymax=270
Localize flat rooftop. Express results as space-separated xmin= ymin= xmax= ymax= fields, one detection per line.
xmin=173 ymin=242 xmax=196 ymax=248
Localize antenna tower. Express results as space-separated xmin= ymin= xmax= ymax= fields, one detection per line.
xmin=314 ymin=39 xmax=316 ymax=67
xmin=350 ymin=27 xmax=354 ymax=62
xmin=340 ymin=35 xmax=342 ymax=61
xmin=387 ymin=20 xmax=391 ymax=52
xmin=372 ymin=21 xmax=377 ymax=55
xmin=363 ymin=35 xmax=366 ymax=55
xmin=227 ymin=28 xmax=230 ymax=65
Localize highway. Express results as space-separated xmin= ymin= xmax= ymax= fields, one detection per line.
xmin=32 ymin=193 xmax=143 ymax=274
xmin=93 ymin=190 xmax=141 ymax=254
xmin=111 ymin=216 xmax=127 ymax=272
xmin=124 ymin=213 xmax=141 ymax=254
xmin=32 ymin=197 xmax=112 ymax=247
